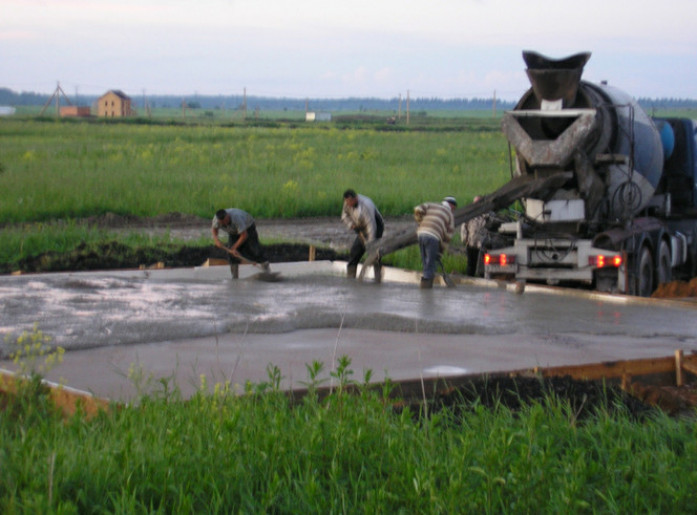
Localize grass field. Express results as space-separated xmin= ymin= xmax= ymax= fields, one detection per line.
xmin=0 ymin=116 xmax=511 ymax=269
xmin=0 ymin=117 xmax=510 ymax=223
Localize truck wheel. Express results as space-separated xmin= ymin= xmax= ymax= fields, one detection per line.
xmin=637 ymin=246 xmax=654 ymax=297
xmin=657 ymin=240 xmax=672 ymax=285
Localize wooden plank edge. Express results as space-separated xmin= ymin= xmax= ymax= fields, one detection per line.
xmin=522 ymin=353 xmax=697 ymax=382
xmin=0 ymin=369 xmax=111 ymax=419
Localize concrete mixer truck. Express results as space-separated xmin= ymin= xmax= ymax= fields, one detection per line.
xmin=483 ymin=51 xmax=697 ymax=296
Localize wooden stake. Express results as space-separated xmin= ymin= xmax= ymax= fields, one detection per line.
xmin=675 ymin=349 xmax=684 ymax=387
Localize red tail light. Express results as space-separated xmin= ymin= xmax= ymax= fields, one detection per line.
xmin=589 ymin=255 xmax=622 ymax=268
xmin=484 ymin=253 xmax=515 ymax=266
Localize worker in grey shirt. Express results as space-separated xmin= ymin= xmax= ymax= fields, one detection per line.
xmin=212 ymin=208 xmax=269 ymax=278
xmin=341 ymin=189 xmax=384 ymax=281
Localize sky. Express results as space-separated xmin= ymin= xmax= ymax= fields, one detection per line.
xmin=2 ymin=0 xmax=696 ymax=102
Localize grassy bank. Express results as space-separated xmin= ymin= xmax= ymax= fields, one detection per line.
xmin=2 ymin=361 xmax=695 ymax=513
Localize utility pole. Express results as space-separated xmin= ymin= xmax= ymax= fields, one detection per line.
xmin=243 ymin=87 xmax=247 ymax=121
xmin=39 ymin=81 xmax=72 ymax=116
xmin=398 ymin=93 xmax=402 ymax=120
xmin=492 ymin=90 xmax=497 ymax=117
xmin=142 ymin=89 xmax=151 ymax=118
xmin=406 ymin=90 xmax=410 ymax=125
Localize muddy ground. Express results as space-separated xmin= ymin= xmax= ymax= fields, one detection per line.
xmin=4 ymin=213 xmax=419 ymax=274
xmin=11 ymin=240 xmax=345 ymax=274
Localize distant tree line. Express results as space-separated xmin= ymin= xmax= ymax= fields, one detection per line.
xmin=0 ymin=88 xmax=515 ymax=111
xmin=1 ymin=87 xmax=696 ymax=113
xmin=0 ymin=88 xmax=52 ymax=106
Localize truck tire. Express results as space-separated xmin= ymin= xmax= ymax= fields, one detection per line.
xmin=637 ymin=246 xmax=654 ymax=297
xmin=657 ymin=240 xmax=672 ymax=285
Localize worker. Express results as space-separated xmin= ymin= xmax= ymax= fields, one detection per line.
xmin=212 ymin=208 xmax=270 ymax=278
xmin=341 ymin=189 xmax=384 ymax=281
xmin=461 ymin=195 xmax=487 ymax=276
xmin=414 ymin=196 xmax=457 ymax=289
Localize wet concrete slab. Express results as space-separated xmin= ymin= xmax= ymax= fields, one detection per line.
xmin=2 ymin=261 xmax=697 ymax=401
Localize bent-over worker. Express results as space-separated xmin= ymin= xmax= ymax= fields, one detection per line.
xmin=414 ymin=196 xmax=457 ymax=289
xmin=341 ymin=189 xmax=385 ymax=281
xmin=212 ymin=208 xmax=270 ymax=278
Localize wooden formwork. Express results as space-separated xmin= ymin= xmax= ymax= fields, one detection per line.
xmin=521 ymin=350 xmax=697 ymax=386
xmin=0 ymin=368 xmax=110 ymax=419
xmin=367 ymin=350 xmax=697 ymax=414
xmin=518 ymin=350 xmax=697 ymax=414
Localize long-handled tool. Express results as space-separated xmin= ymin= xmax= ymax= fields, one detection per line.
xmin=229 ymin=249 xmax=282 ymax=282
xmin=358 ymin=232 xmax=382 ymax=283
xmin=438 ymin=259 xmax=456 ymax=288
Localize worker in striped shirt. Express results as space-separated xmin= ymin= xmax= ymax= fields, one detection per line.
xmin=414 ymin=196 xmax=457 ymax=289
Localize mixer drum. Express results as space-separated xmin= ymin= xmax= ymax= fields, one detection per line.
xmin=506 ymin=51 xmax=664 ymax=221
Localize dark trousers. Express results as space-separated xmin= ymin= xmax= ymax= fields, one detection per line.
xmin=466 ymin=245 xmax=481 ymax=276
xmin=227 ymin=224 xmax=267 ymax=264
xmin=347 ymin=214 xmax=384 ymax=267
xmin=418 ymin=234 xmax=440 ymax=280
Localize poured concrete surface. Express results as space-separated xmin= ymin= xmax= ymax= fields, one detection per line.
xmin=2 ymin=261 xmax=697 ymax=401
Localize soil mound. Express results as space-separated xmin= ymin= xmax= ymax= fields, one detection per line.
xmin=8 ymin=241 xmax=346 ymax=274
xmin=652 ymin=278 xmax=697 ymax=298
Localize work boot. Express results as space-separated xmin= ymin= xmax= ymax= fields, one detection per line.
xmin=420 ymin=277 xmax=433 ymax=289
xmin=346 ymin=264 xmax=357 ymax=279
xmin=230 ymin=263 xmax=239 ymax=279
xmin=373 ymin=263 xmax=382 ymax=283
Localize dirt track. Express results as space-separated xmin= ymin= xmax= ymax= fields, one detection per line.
xmin=5 ymin=213 xmax=418 ymax=274
xmin=84 ymin=212 xmax=417 ymax=251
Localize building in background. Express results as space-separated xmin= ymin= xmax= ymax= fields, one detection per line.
xmin=60 ymin=106 xmax=91 ymax=117
xmin=97 ymin=90 xmax=133 ymax=118
xmin=305 ymin=111 xmax=331 ymax=122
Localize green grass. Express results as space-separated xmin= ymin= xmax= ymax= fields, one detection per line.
xmin=0 ymin=118 xmax=510 ymax=223
xmin=2 ymin=359 xmax=696 ymax=513
xmin=0 ymin=117 xmax=509 ymax=271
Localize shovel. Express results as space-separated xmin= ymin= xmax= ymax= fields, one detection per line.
xmin=438 ymin=259 xmax=456 ymax=288
xmin=229 ymin=249 xmax=282 ymax=282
